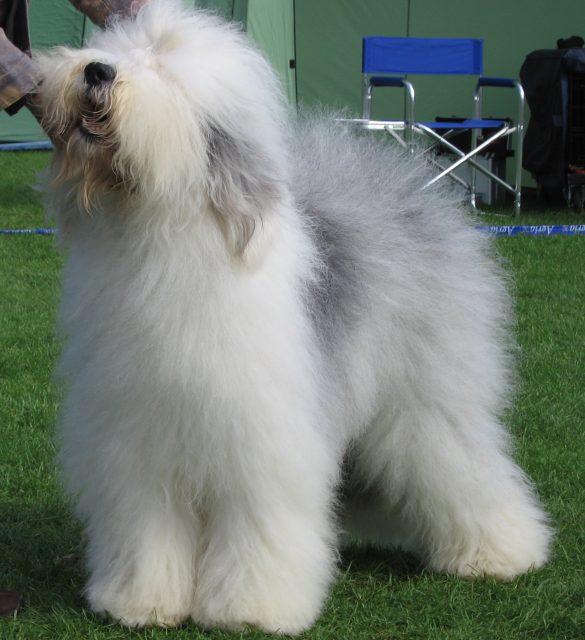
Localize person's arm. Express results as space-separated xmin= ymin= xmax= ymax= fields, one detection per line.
xmin=0 ymin=26 xmax=39 ymax=115
xmin=0 ymin=0 xmax=148 ymax=123
xmin=69 ymin=0 xmax=147 ymax=29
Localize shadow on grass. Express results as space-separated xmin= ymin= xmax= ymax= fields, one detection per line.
xmin=0 ymin=501 xmax=85 ymax=615
xmin=340 ymin=544 xmax=424 ymax=581
xmin=0 ymin=184 xmax=43 ymax=209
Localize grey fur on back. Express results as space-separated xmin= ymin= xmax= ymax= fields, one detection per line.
xmin=288 ymin=117 xmax=515 ymax=418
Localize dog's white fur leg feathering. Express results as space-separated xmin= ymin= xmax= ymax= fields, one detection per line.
xmin=37 ymin=0 xmax=552 ymax=633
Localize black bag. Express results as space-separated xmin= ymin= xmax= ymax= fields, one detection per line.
xmin=520 ymin=47 xmax=585 ymax=190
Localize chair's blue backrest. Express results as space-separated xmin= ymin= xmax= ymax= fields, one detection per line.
xmin=362 ymin=37 xmax=484 ymax=75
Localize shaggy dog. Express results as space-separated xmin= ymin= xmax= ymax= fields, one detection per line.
xmin=38 ymin=1 xmax=551 ymax=633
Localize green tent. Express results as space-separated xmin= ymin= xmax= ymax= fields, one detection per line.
xmin=1 ymin=0 xmax=582 ymax=150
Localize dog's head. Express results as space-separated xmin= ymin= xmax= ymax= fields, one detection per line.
xmin=37 ymin=0 xmax=287 ymax=253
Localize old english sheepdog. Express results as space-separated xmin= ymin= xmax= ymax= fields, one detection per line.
xmin=37 ymin=0 xmax=551 ymax=633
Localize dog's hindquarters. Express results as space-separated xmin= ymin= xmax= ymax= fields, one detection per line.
xmin=344 ymin=372 xmax=552 ymax=579
xmin=293 ymin=120 xmax=552 ymax=578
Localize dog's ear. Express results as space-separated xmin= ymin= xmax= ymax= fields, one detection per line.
xmin=205 ymin=124 xmax=283 ymax=256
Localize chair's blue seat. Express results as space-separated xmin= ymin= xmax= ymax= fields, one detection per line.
xmin=420 ymin=119 xmax=507 ymax=130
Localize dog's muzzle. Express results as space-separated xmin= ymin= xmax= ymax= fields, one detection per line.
xmin=84 ymin=62 xmax=117 ymax=87
xmin=75 ymin=62 xmax=117 ymax=144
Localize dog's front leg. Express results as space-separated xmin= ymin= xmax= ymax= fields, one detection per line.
xmin=76 ymin=450 xmax=200 ymax=627
xmin=192 ymin=402 xmax=338 ymax=635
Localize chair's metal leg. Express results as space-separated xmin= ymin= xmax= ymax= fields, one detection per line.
xmin=426 ymin=155 xmax=469 ymax=189
xmin=383 ymin=125 xmax=409 ymax=149
xmin=470 ymin=86 xmax=482 ymax=209
xmin=514 ymin=83 xmax=526 ymax=217
xmin=418 ymin=124 xmax=514 ymax=192
xmin=514 ymin=172 xmax=522 ymax=215
xmin=469 ymin=176 xmax=477 ymax=210
xmin=404 ymin=80 xmax=415 ymax=154
xmin=362 ymin=74 xmax=372 ymax=120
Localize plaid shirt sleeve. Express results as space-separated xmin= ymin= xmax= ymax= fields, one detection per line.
xmin=0 ymin=0 xmax=147 ymax=114
xmin=0 ymin=0 xmax=36 ymax=113
xmin=0 ymin=29 xmax=38 ymax=113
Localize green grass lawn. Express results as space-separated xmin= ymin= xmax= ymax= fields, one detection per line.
xmin=1 ymin=151 xmax=584 ymax=639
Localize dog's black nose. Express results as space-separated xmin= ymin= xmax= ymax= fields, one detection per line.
xmin=84 ymin=62 xmax=117 ymax=87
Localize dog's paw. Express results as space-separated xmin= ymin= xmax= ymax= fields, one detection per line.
xmin=192 ymin=598 xmax=317 ymax=636
xmin=426 ymin=509 xmax=552 ymax=581
xmin=87 ymin=584 xmax=191 ymax=628
xmin=192 ymin=568 xmax=326 ymax=635
xmin=449 ymin=532 xmax=551 ymax=581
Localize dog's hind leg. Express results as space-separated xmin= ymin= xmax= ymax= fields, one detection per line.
xmin=346 ymin=385 xmax=552 ymax=580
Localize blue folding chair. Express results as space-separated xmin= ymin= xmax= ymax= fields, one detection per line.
xmin=358 ymin=37 xmax=525 ymax=214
